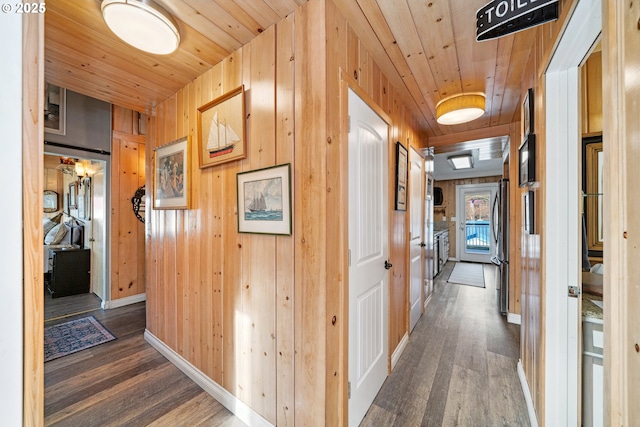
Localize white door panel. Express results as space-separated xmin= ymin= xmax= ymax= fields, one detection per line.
xmin=348 ymin=89 xmax=389 ymax=427
xmin=409 ymin=148 xmax=423 ymax=331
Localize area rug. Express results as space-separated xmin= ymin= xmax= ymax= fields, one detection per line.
xmin=44 ymin=316 xmax=116 ymax=362
xmin=447 ymin=262 xmax=485 ymax=288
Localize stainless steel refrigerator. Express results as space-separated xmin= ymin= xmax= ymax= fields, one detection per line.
xmin=491 ymin=178 xmax=509 ymax=315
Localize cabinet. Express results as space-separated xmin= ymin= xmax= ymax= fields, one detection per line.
xmin=48 ymin=248 xmax=91 ymax=298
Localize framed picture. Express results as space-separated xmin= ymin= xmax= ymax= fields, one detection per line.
xmin=518 ymin=133 xmax=536 ymax=187
xmin=44 ymin=190 xmax=59 ymax=213
xmin=523 ymin=88 xmax=534 ymax=136
xmin=44 ymin=83 xmax=66 ymax=135
xmin=197 ymin=86 xmax=246 ymax=169
xmin=395 ymin=141 xmax=408 ymax=211
xmin=153 ymin=136 xmax=189 ymax=209
xmin=524 ymin=190 xmax=535 ymax=234
xmin=237 ymin=163 xmax=291 ymax=235
xmin=68 ymin=182 xmax=77 ymax=210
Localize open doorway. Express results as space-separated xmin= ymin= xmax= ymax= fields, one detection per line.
xmin=43 ymin=152 xmax=109 ymax=321
xmin=543 ymin=0 xmax=601 ymax=424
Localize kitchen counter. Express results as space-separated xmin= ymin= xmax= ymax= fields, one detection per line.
xmin=583 ymin=292 xmax=603 ymax=321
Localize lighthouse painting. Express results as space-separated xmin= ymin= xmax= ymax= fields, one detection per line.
xmin=197 ymin=86 xmax=246 ymax=168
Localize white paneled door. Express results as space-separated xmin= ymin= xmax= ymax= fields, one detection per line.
xmin=409 ymin=147 xmax=423 ymax=332
xmin=348 ymin=89 xmax=389 ymax=427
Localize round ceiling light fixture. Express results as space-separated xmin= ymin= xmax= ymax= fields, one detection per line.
xmin=101 ymin=0 xmax=180 ymax=55
xmin=436 ymin=93 xmax=486 ymax=125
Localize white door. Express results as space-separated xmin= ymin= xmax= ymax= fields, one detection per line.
xmin=91 ymin=169 xmax=106 ymax=301
xmin=348 ymin=89 xmax=389 ymax=427
xmin=456 ymin=183 xmax=497 ymax=263
xmin=409 ymin=147 xmax=423 ymax=331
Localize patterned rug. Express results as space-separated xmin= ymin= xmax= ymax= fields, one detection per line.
xmin=447 ymin=262 xmax=485 ymax=288
xmin=44 ymin=316 xmax=116 ymax=362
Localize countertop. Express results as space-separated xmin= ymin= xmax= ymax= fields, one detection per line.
xmin=582 ymin=291 xmax=603 ymax=321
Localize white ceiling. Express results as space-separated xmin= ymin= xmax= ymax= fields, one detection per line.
xmin=432 ymin=136 xmax=508 ymax=180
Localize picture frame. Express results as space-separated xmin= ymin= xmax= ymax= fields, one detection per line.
xmin=523 ymin=88 xmax=534 ymax=136
xmin=44 ymin=190 xmax=59 ymax=213
xmin=68 ymin=182 xmax=77 ymax=210
xmin=237 ymin=163 xmax=291 ymax=235
xmin=197 ymin=85 xmax=246 ymax=169
xmin=153 ymin=136 xmax=190 ymax=210
xmin=518 ymin=133 xmax=536 ymax=187
xmin=395 ymin=141 xmax=408 ymax=211
xmin=524 ymin=190 xmax=535 ymax=234
xmin=44 ymin=83 xmax=66 ymax=135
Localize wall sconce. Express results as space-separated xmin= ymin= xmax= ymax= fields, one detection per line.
xmin=75 ymin=161 xmax=91 ymax=188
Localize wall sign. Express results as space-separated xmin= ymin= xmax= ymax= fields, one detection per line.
xmin=476 ymin=0 xmax=559 ymax=41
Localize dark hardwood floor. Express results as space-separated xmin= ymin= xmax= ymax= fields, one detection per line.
xmin=44 ymin=301 xmax=246 ymax=427
xmin=44 ymin=261 xmax=527 ymax=427
xmin=360 ymin=261 xmax=529 ymax=427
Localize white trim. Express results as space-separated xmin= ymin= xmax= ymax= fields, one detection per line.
xmin=423 ymin=292 xmax=433 ymax=310
xmin=144 ymin=330 xmax=274 ymax=427
xmin=518 ymin=360 xmax=539 ymax=427
xmin=102 ymin=293 xmax=146 ymax=309
xmin=455 ymin=182 xmax=498 ymax=263
xmin=543 ymin=0 xmax=601 ymax=425
xmin=507 ymin=313 xmax=521 ymax=325
xmin=391 ymin=332 xmax=409 ymax=370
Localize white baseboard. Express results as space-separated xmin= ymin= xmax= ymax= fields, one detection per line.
xmin=507 ymin=313 xmax=521 ymax=325
xmin=144 ymin=330 xmax=274 ymax=427
xmin=391 ymin=332 xmax=409 ymax=370
xmin=518 ymin=359 xmax=539 ymax=427
xmin=423 ymin=293 xmax=433 ymax=310
xmin=102 ymin=293 xmax=146 ymax=310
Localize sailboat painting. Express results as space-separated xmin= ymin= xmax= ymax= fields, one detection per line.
xmin=237 ymin=164 xmax=292 ymax=235
xmin=197 ymin=86 xmax=246 ymax=168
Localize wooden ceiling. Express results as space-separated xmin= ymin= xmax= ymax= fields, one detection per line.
xmin=45 ymin=0 xmax=537 ymax=139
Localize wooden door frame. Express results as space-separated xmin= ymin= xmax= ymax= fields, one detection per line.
xmin=455 ymin=182 xmax=498 ymax=263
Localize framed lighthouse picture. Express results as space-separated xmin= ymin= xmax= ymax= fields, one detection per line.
xmin=237 ymin=163 xmax=292 ymax=235
xmin=197 ymin=85 xmax=246 ymax=168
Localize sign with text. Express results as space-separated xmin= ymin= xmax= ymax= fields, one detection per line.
xmin=476 ymin=0 xmax=559 ymax=41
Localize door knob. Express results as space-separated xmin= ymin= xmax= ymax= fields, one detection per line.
xmin=420 ymin=242 xmax=427 ymax=247
xmin=384 ymin=260 xmax=393 ymax=270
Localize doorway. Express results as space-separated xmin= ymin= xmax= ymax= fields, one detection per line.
xmin=456 ymin=183 xmax=497 ymax=263
xmin=347 ymin=88 xmax=390 ymax=427
xmin=43 ymin=152 xmax=109 ymax=320
xmin=543 ymin=0 xmax=601 ymax=424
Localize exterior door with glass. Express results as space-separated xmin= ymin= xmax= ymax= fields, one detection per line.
xmin=456 ymin=183 xmax=498 ymax=263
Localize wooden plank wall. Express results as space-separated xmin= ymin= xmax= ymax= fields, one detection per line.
xmin=147 ymin=0 xmax=426 ymax=425
xmin=111 ymin=106 xmax=146 ymax=300
xmin=602 ymin=0 xmax=640 ymax=424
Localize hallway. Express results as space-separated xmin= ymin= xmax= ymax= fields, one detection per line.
xmin=360 ymin=262 xmax=529 ymax=426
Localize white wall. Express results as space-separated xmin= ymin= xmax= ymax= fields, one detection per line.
xmin=0 ymin=11 xmax=25 ymax=426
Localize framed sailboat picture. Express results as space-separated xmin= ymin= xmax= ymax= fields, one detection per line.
xmin=237 ymin=164 xmax=292 ymax=235
xmin=197 ymin=86 xmax=246 ymax=168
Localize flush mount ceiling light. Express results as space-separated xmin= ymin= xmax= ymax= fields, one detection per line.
xmin=436 ymin=93 xmax=486 ymax=125
xmin=101 ymin=0 xmax=180 ymax=55
xmin=448 ymin=154 xmax=474 ymax=170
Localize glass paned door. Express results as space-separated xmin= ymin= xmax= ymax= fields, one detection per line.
xmin=457 ymin=184 xmax=497 ymax=263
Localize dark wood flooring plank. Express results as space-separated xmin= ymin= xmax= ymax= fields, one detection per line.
xmin=487 ymin=352 xmax=531 ymax=426
xmin=360 ymin=262 xmax=529 ymax=427
xmin=44 ymin=301 xmax=245 ymax=427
